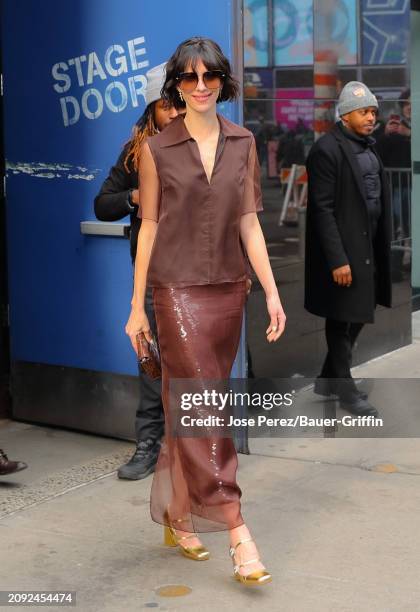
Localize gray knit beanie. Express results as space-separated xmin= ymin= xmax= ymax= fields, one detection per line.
xmin=145 ymin=62 xmax=167 ymax=107
xmin=337 ymin=81 xmax=378 ymax=116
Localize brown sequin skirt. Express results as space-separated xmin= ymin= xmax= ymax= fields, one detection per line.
xmin=151 ymin=280 xmax=247 ymax=533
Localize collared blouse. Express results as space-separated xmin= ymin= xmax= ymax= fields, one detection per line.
xmin=137 ymin=112 xmax=263 ymax=288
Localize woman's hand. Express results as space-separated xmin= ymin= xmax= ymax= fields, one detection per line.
xmin=125 ymin=307 xmax=152 ymax=352
xmin=265 ymin=293 xmax=286 ymax=343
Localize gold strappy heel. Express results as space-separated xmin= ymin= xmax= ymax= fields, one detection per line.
xmin=163 ymin=508 xmax=210 ymax=561
xmin=229 ymin=538 xmax=272 ymax=586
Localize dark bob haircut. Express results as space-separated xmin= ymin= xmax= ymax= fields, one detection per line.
xmin=161 ymin=37 xmax=240 ymax=109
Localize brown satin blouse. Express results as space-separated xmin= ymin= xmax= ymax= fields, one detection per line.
xmin=137 ymin=112 xmax=263 ymax=288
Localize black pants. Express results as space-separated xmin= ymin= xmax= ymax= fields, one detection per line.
xmin=135 ymin=287 xmax=165 ymax=444
xmin=319 ymin=318 xmax=364 ymax=398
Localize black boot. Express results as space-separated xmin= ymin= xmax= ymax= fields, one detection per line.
xmin=313 ymin=377 xmax=368 ymax=400
xmin=0 ymin=449 xmax=28 ymax=476
xmin=118 ymin=438 xmax=161 ymax=481
xmin=339 ymin=393 xmax=378 ymax=417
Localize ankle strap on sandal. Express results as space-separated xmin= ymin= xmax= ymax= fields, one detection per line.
xmin=229 ymin=538 xmax=261 ymax=574
xmin=229 ymin=538 xmax=260 ymax=570
xmin=229 ymin=537 xmax=253 ymax=556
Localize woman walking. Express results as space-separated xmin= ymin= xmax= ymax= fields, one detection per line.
xmin=126 ymin=37 xmax=286 ymax=586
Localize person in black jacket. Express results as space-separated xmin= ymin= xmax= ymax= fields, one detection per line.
xmin=305 ymin=82 xmax=392 ymax=416
xmin=94 ymin=63 xmax=182 ymax=479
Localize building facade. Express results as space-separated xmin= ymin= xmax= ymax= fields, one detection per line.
xmin=0 ymin=0 xmax=418 ymax=436
xmin=243 ymin=0 xmax=418 ymax=377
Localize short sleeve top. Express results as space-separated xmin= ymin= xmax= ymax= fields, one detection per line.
xmin=138 ymin=113 xmax=263 ymax=288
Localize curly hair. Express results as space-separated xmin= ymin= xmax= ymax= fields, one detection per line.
xmin=124 ymin=102 xmax=159 ymax=173
xmin=161 ymin=37 xmax=240 ymax=110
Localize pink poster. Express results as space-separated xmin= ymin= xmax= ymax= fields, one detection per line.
xmin=275 ymin=88 xmax=314 ymax=130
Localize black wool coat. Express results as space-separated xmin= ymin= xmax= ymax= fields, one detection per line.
xmin=304 ymin=122 xmax=392 ymax=323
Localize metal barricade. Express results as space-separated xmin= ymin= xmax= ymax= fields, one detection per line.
xmin=385 ymin=168 xmax=412 ymax=242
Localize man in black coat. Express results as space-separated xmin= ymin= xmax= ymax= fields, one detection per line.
xmin=305 ymin=81 xmax=392 ymax=416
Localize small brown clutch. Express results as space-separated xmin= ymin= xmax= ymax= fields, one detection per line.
xmin=136 ymin=332 xmax=161 ymax=380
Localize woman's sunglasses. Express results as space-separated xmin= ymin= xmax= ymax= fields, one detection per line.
xmin=176 ymin=70 xmax=225 ymax=93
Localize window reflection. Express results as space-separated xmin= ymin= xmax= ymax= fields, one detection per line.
xmin=244 ymin=0 xmax=411 ymax=269
xmin=244 ymin=0 xmax=269 ymax=67
xmin=274 ymin=0 xmax=314 ymax=66
xmin=244 ymin=98 xmax=312 ymax=263
xmin=361 ymin=0 xmax=410 ymax=65
xmin=376 ymin=92 xmax=412 ymax=282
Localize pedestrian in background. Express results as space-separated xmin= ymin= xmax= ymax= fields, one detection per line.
xmin=305 ymin=81 xmax=392 ymax=416
xmin=95 ymin=63 xmax=182 ymax=480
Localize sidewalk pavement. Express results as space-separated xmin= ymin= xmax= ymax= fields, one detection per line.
xmin=1 ymin=313 xmax=419 ymax=612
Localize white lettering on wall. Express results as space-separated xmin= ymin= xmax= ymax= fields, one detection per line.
xmin=105 ymin=81 xmax=128 ymax=113
xmin=86 ymin=52 xmax=107 ymax=85
xmin=68 ymin=56 xmax=87 ymax=87
xmin=104 ymin=45 xmax=129 ymax=77
xmin=82 ymin=88 xmax=104 ymax=120
xmin=52 ymin=63 xmax=71 ymax=93
xmin=52 ymin=36 xmax=150 ymax=127
xmin=127 ymin=37 xmax=148 ymax=70
xmin=60 ymin=96 xmax=80 ymax=127
xmin=128 ymin=75 xmax=147 ymax=107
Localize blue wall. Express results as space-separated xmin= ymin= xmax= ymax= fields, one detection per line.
xmin=2 ymin=0 xmax=240 ymax=376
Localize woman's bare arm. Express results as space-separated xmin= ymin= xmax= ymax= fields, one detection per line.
xmin=130 ymin=220 xmax=157 ymax=310
xmin=240 ymin=213 xmax=286 ymax=342
xmin=240 ymin=213 xmax=277 ymax=298
xmin=125 ymin=142 xmax=160 ymax=350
